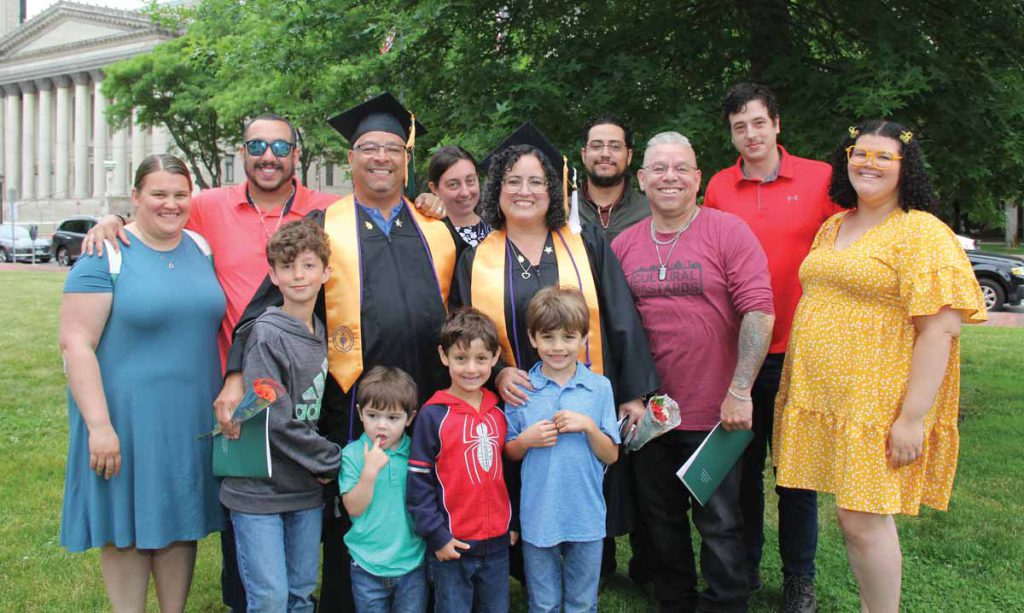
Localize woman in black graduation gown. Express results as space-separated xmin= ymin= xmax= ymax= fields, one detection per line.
xmin=449 ymin=141 xmax=659 ymax=578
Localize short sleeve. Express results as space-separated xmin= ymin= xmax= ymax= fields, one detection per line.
xmin=595 ymin=379 xmax=621 ymax=444
xmin=338 ymin=443 xmax=362 ymax=494
xmin=898 ymin=211 xmax=987 ymax=324
xmin=505 ymin=406 xmax=525 ymax=441
xmin=810 ymin=212 xmax=844 ymax=252
xmin=63 ymin=251 xmax=112 ymax=294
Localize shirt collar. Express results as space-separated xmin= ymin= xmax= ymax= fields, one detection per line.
xmin=527 ymin=360 xmax=597 ymax=391
xmin=358 ymin=432 xmax=410 ymax=457
xmin=232 ymin=179 xmax=309 ymax=214
xmin=731 ymin=145 xmax=794 ymax=185
xmin=581 ymin=175 xmax=632 ymax=211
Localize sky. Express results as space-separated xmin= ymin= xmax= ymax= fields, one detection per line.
xmin=25 ymin=0 xmax=148 ymax=19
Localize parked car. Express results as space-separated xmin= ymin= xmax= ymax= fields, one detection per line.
xmin=966 ymin=249 xmax=1024 ymax=311
xmin=51 ymin=216 xmax=98 ymax=266
xmin=0 ymin=223 xmax=51 ymax=263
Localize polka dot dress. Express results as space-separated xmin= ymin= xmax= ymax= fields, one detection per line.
xmin=772 ymin=209 xmax=987 ymax=515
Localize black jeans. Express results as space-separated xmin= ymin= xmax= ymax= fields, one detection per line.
xmin=633 ymin=430 xmax=749 ymax=613
xmin=220 ymin=514 xmax=247 ymax=611
xmin=738 ymin=353 xmax=818 ymax=579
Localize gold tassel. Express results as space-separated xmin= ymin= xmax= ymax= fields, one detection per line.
xmin=405 ymin=113 xmax=417 ymax=190
xmin=562 ymin=155 xmax=570 ymax=218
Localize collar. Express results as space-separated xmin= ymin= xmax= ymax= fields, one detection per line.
xmin=730 ymin=146 xmax=795 ymax=185
xmin=581 ymin=176 xmax=632 ymax=211
xmin=232 ymin=179 xmax=309 ymax=214
xmin=527 ymin=360 xmax=597 ymax=391
xmin=424 ymin=388 xmax=500 ymax=415
xmin=358 ymin=432 xmax=410 ymax=457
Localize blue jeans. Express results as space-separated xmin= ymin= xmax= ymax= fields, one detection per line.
xmin=522 ymin=540 xmax=602 ymax=613
xmin=350 ymin=560 xmax=427 ymax=613
xmin=427 ymin=549 xmax=509 ymax=613
xmin=739 ymin=353 xmax=818 ymax=579
xmin=231 ymin=507 xmax=323 ymax=613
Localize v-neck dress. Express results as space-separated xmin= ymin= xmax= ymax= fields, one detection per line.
xmin=772 ymin=209 xmax=986 ymax=515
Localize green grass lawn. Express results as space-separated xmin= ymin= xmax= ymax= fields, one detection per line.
xmin=976 ymin=241 xmax=1024 ymax=257
xmin=2 ymin=270 xmax=1022 ymax=612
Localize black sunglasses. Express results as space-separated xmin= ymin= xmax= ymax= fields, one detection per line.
xmin=244 ymin=139 xmax=296 ymax=157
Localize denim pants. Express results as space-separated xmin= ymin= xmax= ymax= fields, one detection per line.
xmin=231 ymin=507 xmax=323 ymax=613
xmin=522 ymin=539 xmax=602 ymax=613
xmin=738 ymin=353 xmax=818 ymax=579
xmin=427 ymin=548 xmax=509 ymax=613
xmin=633 ymin=430 xmax=749 ymax=613
xmin=350 ymin=561 xmax=428 ymax=613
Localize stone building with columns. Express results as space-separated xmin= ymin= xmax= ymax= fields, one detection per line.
xmin=0 ymin=1 xmax=347 ymax=229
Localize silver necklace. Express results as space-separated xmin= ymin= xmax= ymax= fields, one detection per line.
xmin=158 ymin=253 xmax=175 ymax=270
xmin=508 ymin=241 xmax=535 ymax=280
xmin=651 ymin=208 xmax=699 ymax=281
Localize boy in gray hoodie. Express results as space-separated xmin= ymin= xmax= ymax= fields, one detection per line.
xmin=220 ymin=219 xmax=341 ymax=613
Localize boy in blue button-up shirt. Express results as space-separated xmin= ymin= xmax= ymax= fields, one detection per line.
xmin=505 ymin=286 xmax=620 ymax=612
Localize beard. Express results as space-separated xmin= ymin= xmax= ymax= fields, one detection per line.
xmin=588 ymin=168 xmax=628 ymax=188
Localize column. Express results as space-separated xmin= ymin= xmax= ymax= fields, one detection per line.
xmin=0 ymin=92 xmax=5 ymax=182
xmin=150 ymin=123 xmax=170 ymax=154
xmin=72 ymin=72 xmax=90 ymax=198
xmin=20 ymin=82 xmax=36 ymax=202
xmin=54 ymin=75 xmax=71 ymax=199
xmin=91 ymin=71 xmax=107 ymax=198
xmin=130 ymin=108 xmax=147 ymax=176
xmin=111 ymin=127 xmax=128 ymax=196
xmin=3 ymin=84 xmax=21 ymax=200
xmin=35 ymin=79 xmax=52 ymax=199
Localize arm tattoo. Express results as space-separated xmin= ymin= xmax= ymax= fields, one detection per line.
xmin=731 ymin=311 xmax=774 ymax=390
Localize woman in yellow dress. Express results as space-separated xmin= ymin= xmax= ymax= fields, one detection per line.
xmin=772 ymin=120 xmax=986 ymax=612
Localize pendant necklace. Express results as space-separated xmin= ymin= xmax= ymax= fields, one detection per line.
xmin=248 ymin=185 xmax=296 ymax=240
xmin=159 ymin=253 xmax=175 ymax=270
xmin=651 ymin=207 xmax=700 ymax=281
xmin=508 ymin=240 xmax=535 ymax=280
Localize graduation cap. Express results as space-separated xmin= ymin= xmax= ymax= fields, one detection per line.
xmin=480 ymin=120 xmax=581 ymax=233
xmin=328 ymin=93 xmax=427 ymax=199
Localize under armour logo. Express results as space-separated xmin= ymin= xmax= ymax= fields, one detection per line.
xmin=786 ymin=195 xmax=800 ymax=202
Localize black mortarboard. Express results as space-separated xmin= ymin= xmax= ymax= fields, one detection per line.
xmin=327 ymin=92 xmax=427 ymax=145
xmin=480 ymin=120 xmax=582 ymax=232
xmin=479 ymin=120 xmax=564 ymax=174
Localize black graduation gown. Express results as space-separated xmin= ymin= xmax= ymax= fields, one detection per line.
xmin=227 ymin=205 xmax=464 ymax=446
xmin=449 ymin=222 xmax=659 ymax=536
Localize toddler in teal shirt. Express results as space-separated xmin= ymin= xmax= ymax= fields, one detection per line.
xmin=340 ymin=366 xmax=426 ymax=611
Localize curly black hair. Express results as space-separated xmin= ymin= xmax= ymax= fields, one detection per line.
xmin=828 ymin=119 xmax=937 ymax=211
xmin=479 ymin=144 xmax=566 ymax=231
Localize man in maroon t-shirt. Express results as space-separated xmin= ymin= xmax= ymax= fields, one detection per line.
xmin=612 ymin=131 xmax=774 ymax=612
xmin=704 ymin=83 xmax=840 ymax=612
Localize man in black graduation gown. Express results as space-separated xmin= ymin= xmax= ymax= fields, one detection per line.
xmin=225 ymin=93 xmax=463 ymax=611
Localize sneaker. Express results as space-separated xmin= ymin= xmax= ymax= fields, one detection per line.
xmin=782 ymin=575 xmax=817 ymax=613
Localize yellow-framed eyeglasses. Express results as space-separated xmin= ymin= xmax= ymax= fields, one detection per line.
xmin=846 ymin=146 xmax=903 ymax=170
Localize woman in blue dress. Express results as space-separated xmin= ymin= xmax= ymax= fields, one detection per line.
xmin=59 ymin=154 xmax=225 ymax=611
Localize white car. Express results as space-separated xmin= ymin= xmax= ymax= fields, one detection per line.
xmin=0 ymin=223 xmax=51 ymax=263
xmin=957 ymin=235 xmax=977 ymax=251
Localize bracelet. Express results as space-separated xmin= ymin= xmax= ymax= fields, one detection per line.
xmin=727 ymin=387 xmax=752 ymax=402
xmin=114 ymin=213 xmax=128 ymax=226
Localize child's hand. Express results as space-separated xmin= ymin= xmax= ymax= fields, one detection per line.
xmin=552 ymin=410 xmax=595 ymax=435
xmin=510 ymin=531 xmax=519 ymax=546
xmin=520 ymin=419 xmax=559 ymax=449
xmin=362 ymin=439 xmax=390 ymax=476
xmin=435 ymin=538 xmax=471 ymax=561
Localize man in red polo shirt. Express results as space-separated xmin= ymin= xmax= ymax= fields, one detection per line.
xmin=703 ymin=83 xmax=841 ymax=613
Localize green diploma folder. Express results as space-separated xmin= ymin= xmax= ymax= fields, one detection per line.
xmin=675 ymin=422 xmax=753 ymax=506
xmin=212 ymin=407 xmax=272 ymax=478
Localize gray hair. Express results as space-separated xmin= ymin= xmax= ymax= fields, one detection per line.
xmin=643 ymin=131 xmax=693 ymax=166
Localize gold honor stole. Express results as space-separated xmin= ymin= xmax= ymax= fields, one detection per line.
xmin=323 ymin=194 xmax=456 ymax=391
xmin=472 ymin=227 xmax=604 ymax=374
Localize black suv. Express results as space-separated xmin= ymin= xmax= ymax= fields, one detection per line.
xmin=51 ymin=216 xmax=98 ymax=266
xmin=967 ymin=250 xmax=1024 ymax=311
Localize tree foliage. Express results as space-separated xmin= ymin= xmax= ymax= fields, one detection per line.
xmin=103 ymin=0 xmax=1024 ymax=227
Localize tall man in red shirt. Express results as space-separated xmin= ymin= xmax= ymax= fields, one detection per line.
xmin=704 ymin=83 xmax=841 ymax=613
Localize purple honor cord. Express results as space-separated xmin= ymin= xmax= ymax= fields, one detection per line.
xmin=505 ymin=238 xmax=525 ymax=368
xmin=554 ymin=229 xmax=593 ymax=369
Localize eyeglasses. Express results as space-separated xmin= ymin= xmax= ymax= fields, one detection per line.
xmin=846 ymin=146 xmax=902 ymax=170
xmin=353 ymin=143 xmax=407 ymax=157
xmin=586 ymin=140 xmax=626 ymax=154
xmin=502 ymin=176 xmax=548 ymax=193
xmin=643 ymin=164 xmax=697 ymax=177
xmin=244 ymin=139 xmax=295 ymax=157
